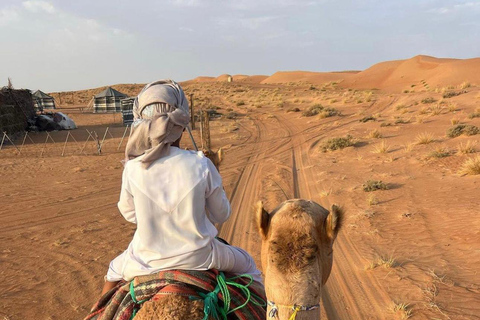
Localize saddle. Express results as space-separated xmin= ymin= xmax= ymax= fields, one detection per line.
xmin=84 ymin=269 xmax=266 ymax=320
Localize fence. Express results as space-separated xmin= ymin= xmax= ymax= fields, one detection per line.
xmin=0 ymin=125 xmax=131 ymax=158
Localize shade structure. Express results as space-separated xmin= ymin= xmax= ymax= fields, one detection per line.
xmin=33 ymin=90 xmax=55 ymax=111
xmin=93 ymin=87 xmax=128 ymax=113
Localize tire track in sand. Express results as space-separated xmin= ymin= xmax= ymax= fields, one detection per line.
xmin=273 ymin=113 xmax=393 ymax=319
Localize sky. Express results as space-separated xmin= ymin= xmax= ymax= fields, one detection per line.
xmin=0 ymin=0 xmax=479 ymax=92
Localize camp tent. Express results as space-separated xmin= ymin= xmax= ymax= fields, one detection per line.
xmin=33 ymin=90 xmax=55 ymax=111
xmin=93 ymin=87 xmax=127 ymax=113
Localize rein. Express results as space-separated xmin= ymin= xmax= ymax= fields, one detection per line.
xmin=268 ymin=300 xmax=320 ymax=320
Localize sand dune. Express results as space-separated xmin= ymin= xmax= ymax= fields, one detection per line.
xmin=341 ymin=55 xmax=480 ymax=92
xmin=261 ymin=70 xmax=358 ymax=85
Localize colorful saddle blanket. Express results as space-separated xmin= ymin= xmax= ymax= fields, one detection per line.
xmin=84 ymin=269 xmax=266 ymax=320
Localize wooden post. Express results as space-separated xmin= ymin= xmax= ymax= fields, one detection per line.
xmin=18 ymin=131 xmax=28 ymax=154
xmin=61 ymin=132 xmax=70 ymax=156
xmin=2 ymin=132 xmax=20 ymax=152
xmin=80 ymin=129 xmax=95 ymax=154
xmin=58 ymin=92 xmax=62 ymax=106
xmin=199 ymin=110 xmax=204 ymax=150
xmin=117 ymin=125 xmax=130 ymax=150
xmin=0 ymin=132 xmax=6 ymax=151
xmin=95 ymin=131 xmax=102 ymax=155
xmin=201 ymin=110 xmax=211 ymax=151
xmin=99 ymin=127 xmax=109 ymax=152
xmin=40 ymin=133 xmax=49 ymax=157
xmin=190 ymin=94 xmax=195 ymax=130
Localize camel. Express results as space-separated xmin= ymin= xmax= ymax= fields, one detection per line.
xmin=203 ymin=147 xmax=224 ymax=172
xmin=255 ymin=199 xmax=343 ymax=320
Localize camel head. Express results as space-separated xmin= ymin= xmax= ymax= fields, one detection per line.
xmin=203 ymin=147 xmax=224 ymax=172
xmin=255 ymin=199 xmax=343 ymax=320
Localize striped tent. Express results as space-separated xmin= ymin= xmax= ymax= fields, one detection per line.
xmin=93 ymin=87 xmax=127 ymax=113
xmin=33 ymin=90 xmax=55 ymax=111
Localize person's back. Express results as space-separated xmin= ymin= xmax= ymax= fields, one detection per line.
xmin=116 ymin=147 xmax=230 ymax=280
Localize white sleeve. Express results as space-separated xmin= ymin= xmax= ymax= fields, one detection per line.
xmin=117 ymin=165 xmax=136 ymax=224
xmin=205 ymin=158 xmax=231 ymax=224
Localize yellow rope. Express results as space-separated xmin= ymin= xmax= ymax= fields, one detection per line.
xmin=288 ymin=306 xmax=301 ymax=320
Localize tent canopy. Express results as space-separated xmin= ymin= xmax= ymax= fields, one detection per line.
xmin=33 ymin=90 xmax=54 ymax=99
xmin=94 ymin=87 xmax=127 ymax=99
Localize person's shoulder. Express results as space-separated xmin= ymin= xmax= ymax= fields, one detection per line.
xmin=174 ymin=147 xmax=206 ymax=159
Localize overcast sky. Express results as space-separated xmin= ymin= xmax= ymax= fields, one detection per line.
xmin=1 ymin=0 xmax=479 ymax=92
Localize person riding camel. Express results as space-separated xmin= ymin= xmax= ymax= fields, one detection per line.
xmin=100 ymin=80 xmax=262 ymax=295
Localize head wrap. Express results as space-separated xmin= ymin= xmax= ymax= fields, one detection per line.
xmin=125 ymin=80 xmax=190 ymax=168
xmin=133 ymin=79 xmax=189 ymax=120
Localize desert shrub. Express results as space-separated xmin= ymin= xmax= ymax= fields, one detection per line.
xmin=225 ymin=112 xmax=237 ymax=119
xmin=394 ymin=118 xmax=410 ymax=124
xmin=447 ymin=124 xmax=480 ymax=138
xmin=464 ymin=125 xmax=480 ymax=136
xmin=236 ymin=100 xmax=245 ymax=106
xmin=421 ymin=97 xmax=437 ymax=104
xmin=447 ymin=125 xmax=466 ymax=138
xmin=318 ymin=107 xmax=340 ymax=118
xmin=468 ymin=112 xmax=480 ymax=119
xmin=287 ymin=107 xmax=300 ymax=113
xmin=321 ymin=135 xmax=354 ymax=152
xmin=442 ymin=91 xmax=463 ymax=98
xmin=363 ymin=180 xmax=388 ymax=192
xmin=428 ymin=147 xmax=451 ymax=158
xmin=359 ymin=116 xmax=375 ymax=123
xmin=302 ymin=104 xmax=324 ymax=117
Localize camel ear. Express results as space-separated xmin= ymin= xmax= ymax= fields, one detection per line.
xmin=255 ymin=201 xmax=270 ymax=239
xmin=325 ymin=204 xmax=344 ymax=241
xmin=216 ymin=148 xmax=224 ymax=165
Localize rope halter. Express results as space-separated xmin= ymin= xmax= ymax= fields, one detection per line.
xmin=268 ymin=300 xmax=320 ymax=320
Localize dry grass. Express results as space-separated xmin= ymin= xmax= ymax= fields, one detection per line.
xmin=366 ymin=193 xmax=378 ymax=206
xmin=392 ymin=302 xmax=412 ymax=319
xmin=403 ymin=143 xmax=415 ymax=152
xmin=368 ymin=129 xmax=383 ymax=139
xmin=450 ymin=117 xmax=460 ymax=125
xmin=457 ymin=141 xmax=477 ymax=154
xmin=458 ymin=156 xmax=480 ymax=175
xmin=366 ymin=255 xmax=398 ymax=270
xmin=415 ymin=132 xmax=435 ymax=145
xmin=372 ymin=140 xmax=391 ymax=154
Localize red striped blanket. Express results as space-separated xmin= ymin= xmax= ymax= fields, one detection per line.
xmin=84 ymin=269 xmax=266 ymax=320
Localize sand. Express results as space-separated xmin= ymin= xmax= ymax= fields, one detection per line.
xmin=1 ymin=56 xmax=480 ymax=319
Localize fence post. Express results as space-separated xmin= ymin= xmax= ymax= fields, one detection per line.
xmin=18 ymin=131 xmax=28 ymax=155
xmin=95 ymin=131 xmax=101 ymax=155
xmin=61 ymin=132 xmax=70 ymax=156
xmin=0 ymin=132 xmax=6 ymax=151
xmin=2 ymin=132 xmax=20 ymax=152
xmin=199 ymin=110 xmax=204 ymax=150
xmin=117 ymin=125 xmax=130 ymax=150
xmin=190 ymin=94 xmax=195 ymax=130
xmin=201 ymin=110 xmax=211 ymax=151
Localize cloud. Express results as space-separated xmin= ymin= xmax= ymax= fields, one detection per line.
xmin=22 ymin=0 xmax=56 ymax=14
xmin=169 ymin=0 xmax=201 ymax=7
xmin=0 ymin=7 xmax=20 ymax=26
xmin=216 ymin=15 xmax=280 ymax=30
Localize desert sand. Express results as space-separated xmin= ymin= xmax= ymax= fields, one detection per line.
xmin=1 ymin=55 xmax=480 ymax=319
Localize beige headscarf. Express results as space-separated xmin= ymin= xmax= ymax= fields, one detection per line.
xmin=125 ymin=80 xmax=190 ymax=168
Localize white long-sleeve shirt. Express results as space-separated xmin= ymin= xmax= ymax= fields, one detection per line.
xmin=109 ymin=146 xmax=231 ymax=281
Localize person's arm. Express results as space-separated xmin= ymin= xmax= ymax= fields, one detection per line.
xmin=117 ymin=165 xmax=136 ymax=224
xmin=205 ymin=158 xmax=231 ymax=224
